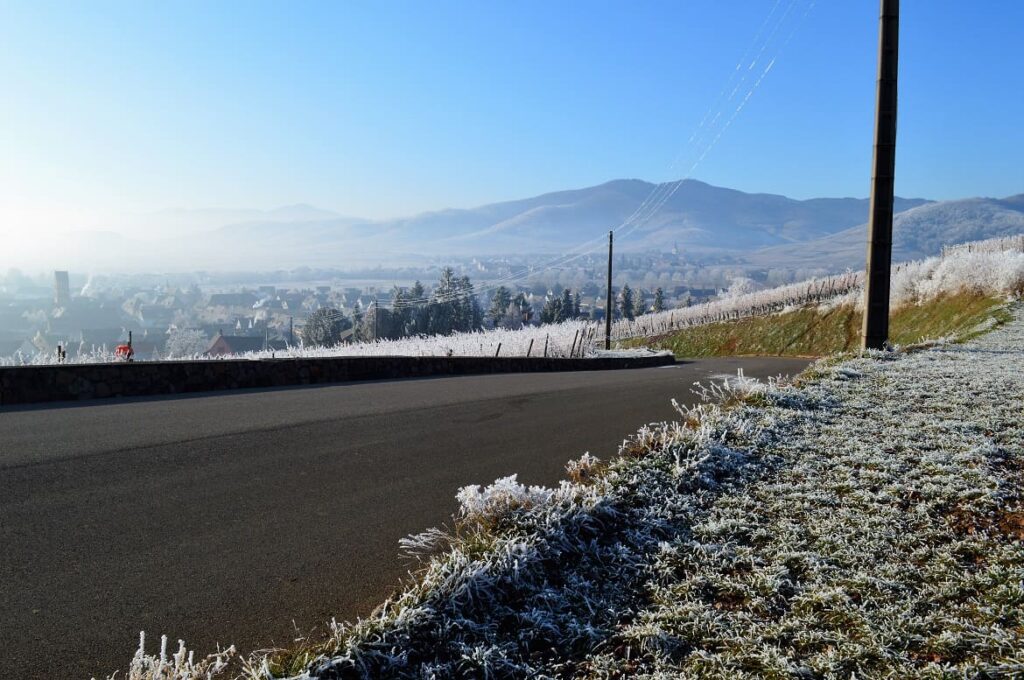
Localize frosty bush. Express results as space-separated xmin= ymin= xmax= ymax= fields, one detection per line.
xmin=165 ymin=329 xmax=210 ymax=359
xmin=99 ymin=631 xmax=235 ymax=680
xmin=720 ymin=275 xmax=759 ymax=299
xmin=455 ymin=474 xmax=558 ymax=528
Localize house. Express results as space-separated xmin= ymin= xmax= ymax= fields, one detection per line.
xmin=209 ymin=293 xmax=258 ymax=308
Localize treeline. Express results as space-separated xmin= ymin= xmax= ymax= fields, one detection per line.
xmin=303 ymin=267 xmax=483 ymax=345
xmin=302 ymin=268 xmax=671 ymax=347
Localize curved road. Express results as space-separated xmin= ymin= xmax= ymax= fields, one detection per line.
xmin=0 ymin=357 xmax=810 ymax=679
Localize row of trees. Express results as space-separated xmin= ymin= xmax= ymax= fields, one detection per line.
xmin=617 ymin=284 xmax=665 ymax=321
xmin=303 ymin=267 xmax=484 ymax=346
xmin=302 ymin=273 xmax=671 ymax=347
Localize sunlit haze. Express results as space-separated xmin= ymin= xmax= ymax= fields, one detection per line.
xmin=1 ymin=1 xmax=1022 ymax=271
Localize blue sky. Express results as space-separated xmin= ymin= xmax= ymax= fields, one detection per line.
xmin=1 ymin=0 xmax=1022 ymax=234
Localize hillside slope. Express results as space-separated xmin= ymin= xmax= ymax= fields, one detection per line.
xmin=631 ymin=292 xmax=1010 ymax=358
xmin=747 ymin=195 xmax=1024 ymax=270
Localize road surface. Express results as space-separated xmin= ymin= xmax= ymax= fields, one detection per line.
xmin=0 ymin=357 xmax=810 ymax=678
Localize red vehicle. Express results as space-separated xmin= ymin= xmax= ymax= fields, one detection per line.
xmin=115 ymin=344 xmax=134 ymax=362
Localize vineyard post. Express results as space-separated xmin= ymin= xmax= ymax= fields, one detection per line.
xmin=862 ymin=0 xmax=899 ymax=350
xmin=526 ymin=338 xmax=534 ymax=357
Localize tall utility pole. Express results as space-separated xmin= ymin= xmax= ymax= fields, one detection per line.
xmin=605 ymin=230 xmax=613 ymax=350
xmin=861 ymin=0 xmax=899 ymax=350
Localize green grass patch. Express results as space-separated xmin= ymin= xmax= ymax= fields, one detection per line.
xmin=626 ymin=292 xmax=1009 ymax=358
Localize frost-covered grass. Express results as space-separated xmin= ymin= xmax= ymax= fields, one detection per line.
xmin=107 ymin=302 xmax=1024 ymax=679
xmin=617 ymin=234 xmax=1024 ymax=341
xmin=632 ymin=291 xmax=1012 ymax=358
xmin=251 ymin=305 xmax=1023 ymax=678
xmin=98 ymin=631 xmax=236 ymax=680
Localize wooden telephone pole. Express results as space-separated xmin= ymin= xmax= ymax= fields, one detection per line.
xmin=861 ymin=0 xmax=899 ymax=350
xmin=605 ymin=230 xmax=613 ymax=350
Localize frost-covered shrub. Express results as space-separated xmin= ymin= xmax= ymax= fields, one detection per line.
xmin=99 ymin=632 xmax=235 ymax=680
xmin=720 ymin=276 xmax=759 ymax=299
xmin=165 ymin=329 xmax=209 ymax=359
xmin=455 ymin=474 xmax=557 ymax=528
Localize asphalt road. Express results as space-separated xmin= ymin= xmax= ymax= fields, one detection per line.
xmin=0 ymin=357 xmax=810 ymax=679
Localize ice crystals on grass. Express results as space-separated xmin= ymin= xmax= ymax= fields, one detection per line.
xmin=456 ymin=474 xmax=557 ymax=526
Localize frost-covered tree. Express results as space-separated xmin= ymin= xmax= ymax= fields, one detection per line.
xmin=498 ymin=292 xmax=531 ymax=329
xmin=302 ymin=307 xmax=351 ymax=346
xmin=513 ymin=293 xmax=532 ymax=323
xmin=457 ymin=275 xmax=483 ymax=332
xmin=488 ymin=286 xmax=513 ymax=326
xmin=165 ymin=329 xmax=208 ymax=358
xmin=619 ymin=284 xmax=636 ymax=320
xmin=425 ymin=269 xmax=482 ymax=335
xmin=721 ymin=276 xmax=759 ymax=300
xmin=653 ymin=287 xmax=665 ymax=313
xmin=540 ymin=297 xmax=562 ymax=324
xmin=501 ymin=302 xmax=524 ymax=330
xmin=406 ymin=280 xmax=430 ymax=335
xmin=356 ymin=303 xmax=395 ymax=341
xmin=559 ymin=288 xmax=575 ymax=321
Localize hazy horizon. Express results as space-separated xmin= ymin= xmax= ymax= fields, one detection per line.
xmin=3 ymin=1 xmax=1023 ymax=272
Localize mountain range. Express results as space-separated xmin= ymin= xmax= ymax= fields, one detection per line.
xmin=204 ymin=179 xmax=1021 ymax=270
xmin=25 ymin=180 xmax=1023 ymax=273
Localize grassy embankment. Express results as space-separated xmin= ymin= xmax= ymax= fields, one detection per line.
xmin=625 ymin=291 xmax=1011 ymax=357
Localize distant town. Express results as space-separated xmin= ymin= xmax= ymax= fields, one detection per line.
xmin=0 ymin=248 xmax=794 ymax=362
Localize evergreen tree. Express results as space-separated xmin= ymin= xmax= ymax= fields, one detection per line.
xmin=653 ymin=287 xmax=665 ymax=313
xmin=302 ymin=308 xmax=351 ymax=346
xmin=407 ymin=280 xmax=429 ymax=335
xmin=488 ymin=286 xmax=513 ymax=326
xmin=619 ymin=284 xmax=636 ymax=321
xmin=391 ymin=286 xmax=411 ymax=336
xmin=540 ymin=297 xmax=562 ymax=324
xmin=559 ymin=288 xmax=574 ymax=322
xmin=457 ymin=275 xmax=482 ymax=332
xmin=356 ymin=302 xmax=398 ymax=341
xmin=430 ymin=267 xmax=458 ymax=334
xmin=513 ymin=293 xmax=532 ymax=323
xmin=573 ymin=291 xmax=582 ymax=318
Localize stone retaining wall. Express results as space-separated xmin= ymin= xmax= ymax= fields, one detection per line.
xmin=0 ymin=354 xmax=674 ymax=406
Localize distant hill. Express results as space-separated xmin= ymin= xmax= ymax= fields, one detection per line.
xmin=43 ymin=181 xmax=1018 ymax=272
xmin=367 ymin=179 xmax=931 ymax=254
xmin=746 ymin=195 xmax=1024 ymax=270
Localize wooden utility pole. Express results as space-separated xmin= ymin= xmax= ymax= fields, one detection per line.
xmin=861 ymin=0 xmax=899 ymax=350
xmin=605 ymin=230 xmax=613 ymax=350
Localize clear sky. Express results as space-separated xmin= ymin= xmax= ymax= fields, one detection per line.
xmin=1 ymin=0 xmax=1022 ymax=239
